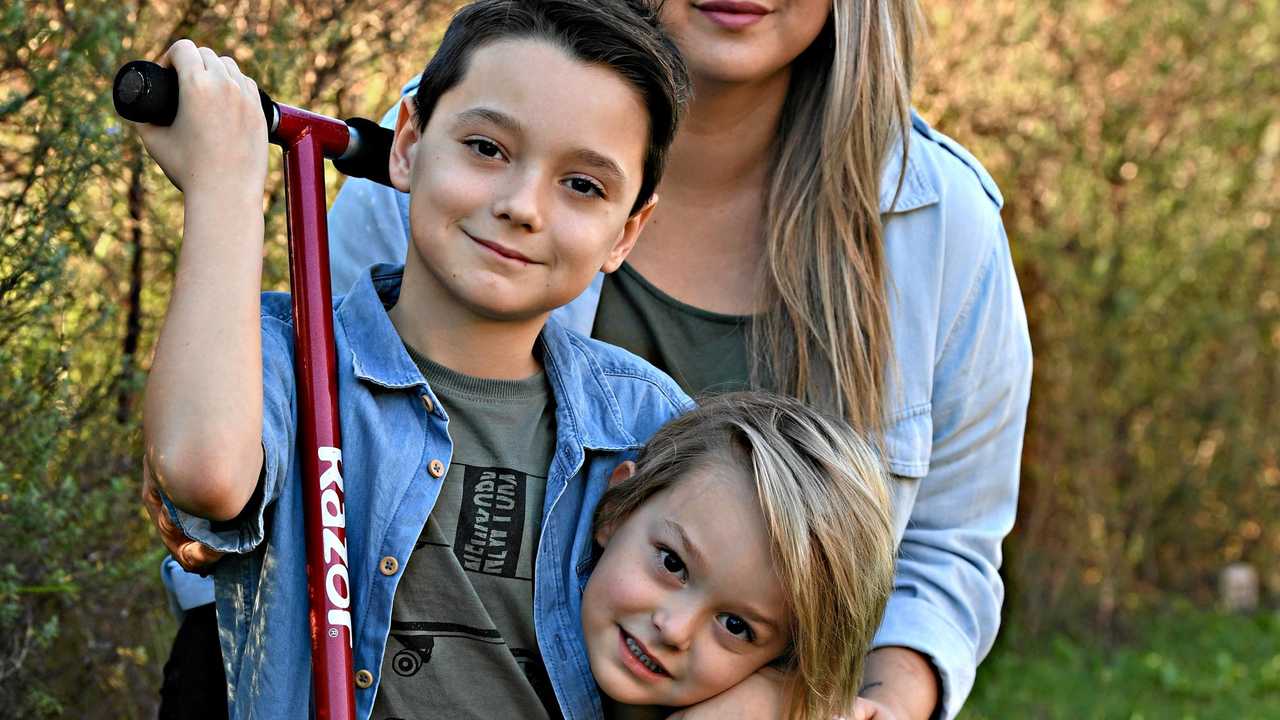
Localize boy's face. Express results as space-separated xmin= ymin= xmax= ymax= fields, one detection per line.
xmin=581 ymin=462 xmax=792 ymax=707
xmin=389 ymin=39 xmax=655 ymax=322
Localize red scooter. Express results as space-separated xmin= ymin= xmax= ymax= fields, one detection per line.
xmin=114 ymin=60 xmax=394 ymax=720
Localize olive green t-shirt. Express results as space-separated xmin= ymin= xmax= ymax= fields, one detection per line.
xmin=372 ymin=346 xmax=560 ymax=720
xmin=594 ymin=262 xmax=752 ymax=395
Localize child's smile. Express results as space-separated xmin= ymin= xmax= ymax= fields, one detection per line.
xmin=581 ymin=462 xmax=792 ymax=707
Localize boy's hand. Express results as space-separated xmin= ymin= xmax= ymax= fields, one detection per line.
xmin=667 ymin=667 xmax=786 ymax=719
xmin=134 ymin=39 xmax=268 ymax=197
xmin=141 ymin=454 xmax=225 ymax=574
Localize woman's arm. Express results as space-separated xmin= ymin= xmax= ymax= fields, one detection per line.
xmin=870 ymin=219 xmax=1032 ymax=719
xmin=139 ymin=40 xmax=269 ymax=520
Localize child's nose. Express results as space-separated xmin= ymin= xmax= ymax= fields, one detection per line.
xmin=652 ymin=604 xmax=696 ymax=652
xmin=492 ymin=170 xmax=544 ymax=233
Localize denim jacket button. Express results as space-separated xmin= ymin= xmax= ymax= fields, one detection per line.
xmin=428 ymin=459 xmax=446 ymax=478
xmin=354 ymin=669 xmax=374 ymax=689
xmin=379 ymin=556 xmax=399 ymax=576
xmin=420 ymin=393 xmax=434 ymax=414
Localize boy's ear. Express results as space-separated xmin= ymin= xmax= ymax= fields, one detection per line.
xmin=387 ymin=96 xmax=421 ymax=193
xmin=593 ymin=460 xmax=637 ymax=547
xmin=600 ymin=194 xmax=658 ymax=273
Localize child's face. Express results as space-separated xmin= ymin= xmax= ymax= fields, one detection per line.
xmin=581 ymin=462 xmax=792 ymax=707
xmin=388 ymin=38 xmax=654 ymax=321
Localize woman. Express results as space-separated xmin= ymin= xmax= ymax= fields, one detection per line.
xmin=151 ymin=1 xmax=1031 ymax=717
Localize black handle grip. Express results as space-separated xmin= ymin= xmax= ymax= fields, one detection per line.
xmin=333 ymin=117 xmax=395 ymax=187
xmin=113 ymin=60 xmax=276 ymax=129
xmin=113 ymin=60 xmax=180 ymax=125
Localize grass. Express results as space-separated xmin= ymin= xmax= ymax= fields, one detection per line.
xmin=962 ymin=608 xmax=1280 ymax=719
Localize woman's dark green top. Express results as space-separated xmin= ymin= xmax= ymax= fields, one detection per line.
xmin=592 ymin=262 xmax=752 ymax=396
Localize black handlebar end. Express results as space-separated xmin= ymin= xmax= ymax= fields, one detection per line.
xmin=113 ymin=61 xmax=179 ymax=126
xmin=334 ymin=117 xmax=395 ymax=188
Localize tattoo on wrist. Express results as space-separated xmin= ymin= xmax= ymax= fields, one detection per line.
xmin=859 ymin=680 xmax=883 ymax=696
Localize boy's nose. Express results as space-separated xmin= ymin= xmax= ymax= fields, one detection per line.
xmin=492 ymin=172 xmax=544 ymax=233
xmin=652 ymin=604 xmax=695 ymax=652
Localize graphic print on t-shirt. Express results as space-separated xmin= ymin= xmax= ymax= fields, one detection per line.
xmin=455 ymin=465 xmax=528 ymax=579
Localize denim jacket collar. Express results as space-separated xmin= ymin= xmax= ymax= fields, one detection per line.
xmin=336 ymin=263 xmax=640 ymax=451
xmin=336 ymin=263 xmax=427 ymax=391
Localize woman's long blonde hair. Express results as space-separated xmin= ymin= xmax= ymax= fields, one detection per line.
xmin=593 ymin=392 xmax=897 ymax=720
xmin=757 ymin=0 xmax=923 ymax=434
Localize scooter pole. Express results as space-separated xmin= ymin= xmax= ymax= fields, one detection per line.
xmin=114 ymin=60 xmax=393 ymax=720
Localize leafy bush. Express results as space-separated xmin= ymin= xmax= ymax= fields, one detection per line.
xmin=1 ymin=0 xmax=455 ymax=713
xmin=917 ymin=0 xmax=1280 ymax=633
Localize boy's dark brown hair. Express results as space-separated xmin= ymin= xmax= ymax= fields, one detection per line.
xmin=412 ymin=0 xmax=689 ymax=215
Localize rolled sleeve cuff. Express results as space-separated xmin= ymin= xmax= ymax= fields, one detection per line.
xmin=872 ymin=594 xmax=977 ymax=720
xmin=159 ymin=470 xmax=270 ymax=557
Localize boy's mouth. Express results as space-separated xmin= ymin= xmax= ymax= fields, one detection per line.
xmin=619 ymin=627 xmax=669 ymax=677
xmin=465 ymin=231 xmax=535 ymax=264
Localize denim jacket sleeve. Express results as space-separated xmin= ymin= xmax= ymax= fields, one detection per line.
xmin=872 ymin=120 xmax=1032 ymax=720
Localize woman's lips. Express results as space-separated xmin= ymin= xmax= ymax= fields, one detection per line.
xmin=695 ymin=1 xmax=770 ymax=30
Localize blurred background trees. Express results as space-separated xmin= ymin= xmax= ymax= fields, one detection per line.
xmin=0 ymin=0 xmax=1276 ymax=715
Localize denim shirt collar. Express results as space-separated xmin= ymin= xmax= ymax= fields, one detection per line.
xmin=335 ymin=263 xmax=640 ymax=451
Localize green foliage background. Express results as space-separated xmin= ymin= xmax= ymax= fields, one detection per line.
xmin=0 ymin=0 xmax=1276 ymax=715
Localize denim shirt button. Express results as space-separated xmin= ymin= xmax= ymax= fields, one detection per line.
xmin=379 ymin=556 xmax=399 ymax=576
xmin=428 ymin=459 xmax=446 ymax=478
xmin=419 ymin=393 xmax=434 ymax=414
xmin=354 ymin=669 xmax=374 ymax=689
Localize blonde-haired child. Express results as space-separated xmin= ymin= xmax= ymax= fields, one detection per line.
xmin=582 ymin=391 xmax=897 ymax=720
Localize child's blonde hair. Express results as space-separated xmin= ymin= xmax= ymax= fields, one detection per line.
xmin=594 ymin=391 xmax=896 ymax=719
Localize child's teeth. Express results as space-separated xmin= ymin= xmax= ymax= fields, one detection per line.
xmin=625 ymin=636 xmax=663 ymax=674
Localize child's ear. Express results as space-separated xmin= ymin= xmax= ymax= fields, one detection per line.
xmin=601 ymin=194 xmax=658 ymax=273
xmin=593 ymin=461 xmax=637 ymax=547
xmin=387 ymin=96 xmax=421 ymax=193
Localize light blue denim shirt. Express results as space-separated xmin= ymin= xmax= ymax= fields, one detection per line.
xmin=163 ymin=265 xmax=692 ymax=720
xmin=322 ymin=79 xmax=1032 ymax=719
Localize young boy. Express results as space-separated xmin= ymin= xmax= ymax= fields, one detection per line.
xmin=582 ymin=392 xmax=896 ymax=720
xmin=139 ymin=2 xmax=690 ymax=718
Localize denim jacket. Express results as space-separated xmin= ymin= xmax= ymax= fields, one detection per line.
xmin=323 ymin=80 xmax=1032 ymax=719
xmin=164 ymin=265 xmax=692 ymax=720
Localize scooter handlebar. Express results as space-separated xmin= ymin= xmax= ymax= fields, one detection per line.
xmin=112 ymin=60 xmax=394 ymax=187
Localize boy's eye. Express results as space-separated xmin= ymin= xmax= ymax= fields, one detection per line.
xmin=464 ymin=138 xmax=504 ymax=160
xmin=565 ymin=176 xmax=605 ymax=198
xmin=657 ymin=547 xmax=687 ymax=581
xmin=717 ymin=613 xmax=756 ymax=643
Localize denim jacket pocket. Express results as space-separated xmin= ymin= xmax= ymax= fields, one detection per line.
xmin=884 ymin=402 xmax=932 ymax=479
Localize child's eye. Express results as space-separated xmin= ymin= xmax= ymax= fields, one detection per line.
xmin=464 ymin=138 xmax=505 ymax=160
xmin=717 ymin=613 xmax=756 ymax=643
xmin=564 ymin=176 xmax=605 ymax=198
xmin=656 ymin=546 xmax=687 ymax=582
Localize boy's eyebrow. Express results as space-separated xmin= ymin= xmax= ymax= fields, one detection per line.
xmin=665 ymin=519 xmax=708 ymax=572
xmin=567 ymin=148 xmax=627 ymax=188
xmin=455 ymin=106 xmax=524 ymax=135
xmin=454 ymin=107 xmax=627 ymax=188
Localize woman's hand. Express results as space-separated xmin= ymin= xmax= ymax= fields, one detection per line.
xmin=849 ymin=697 xmax=902 ymax=720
